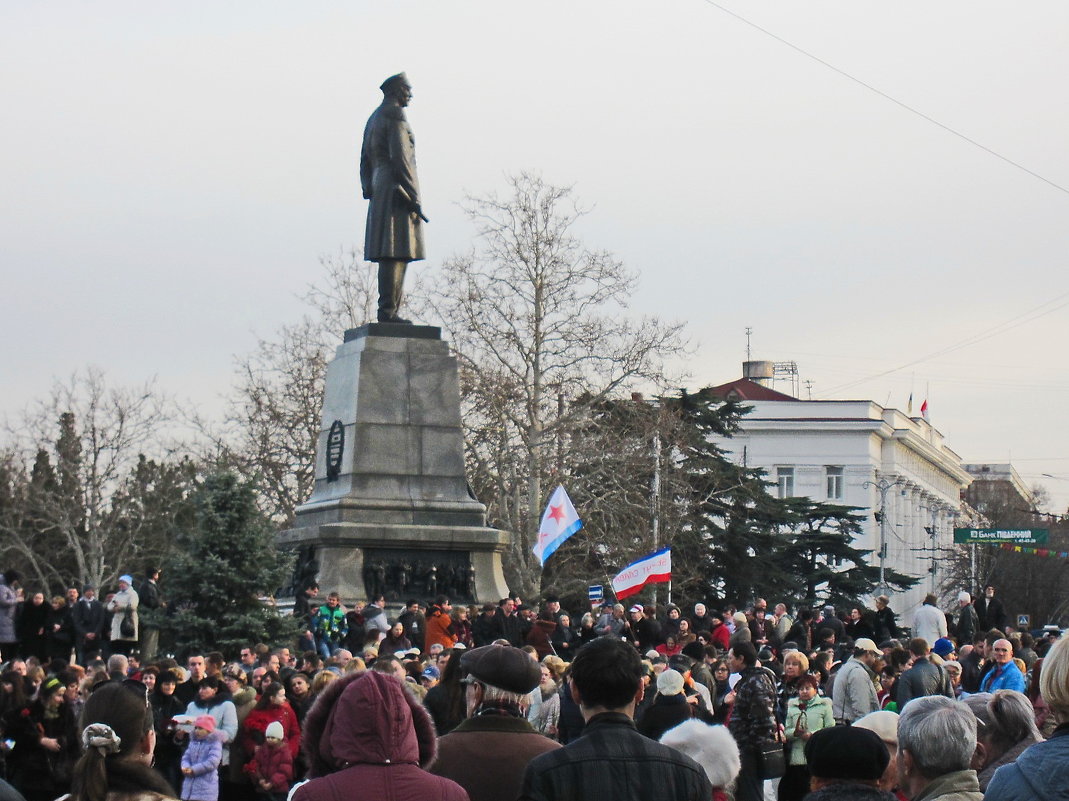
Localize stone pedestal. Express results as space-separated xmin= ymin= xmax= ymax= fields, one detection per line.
xmin=278 ymin=324 xmax=510 ymax=604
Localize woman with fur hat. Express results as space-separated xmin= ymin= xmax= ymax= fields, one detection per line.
xmin=292 ymin=670 xmax=467 ymax=801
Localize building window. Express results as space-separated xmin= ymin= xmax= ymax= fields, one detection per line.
xmin=776 ymin=467 xmax=795 ymax=498
xmin=826 ymin=466 xmax=844 ymax=500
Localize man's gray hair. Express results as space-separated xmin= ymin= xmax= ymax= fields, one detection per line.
xmin=107 ymin=653 xmax=129 ymax=674
xmin=480 ymin=682 xmax=529 ymax=707
xmin=898 ymin=695 xmax=976 ymax=778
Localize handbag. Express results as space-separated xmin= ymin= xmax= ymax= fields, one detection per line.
xmin=120 ymin=608 xmax=135 ymax=638
xmin=758 ymin=732 xmax=787 ymax=780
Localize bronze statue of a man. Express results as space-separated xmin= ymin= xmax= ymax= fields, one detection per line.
xmin=360 ymin=72 xmax=427 ymax=324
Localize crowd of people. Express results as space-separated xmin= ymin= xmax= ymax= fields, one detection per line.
xmin=2 ymin=565 xmax=1068 ymax=801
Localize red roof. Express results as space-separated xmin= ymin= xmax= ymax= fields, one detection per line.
xmin=708 ymin=378 xmax=797 ymax=402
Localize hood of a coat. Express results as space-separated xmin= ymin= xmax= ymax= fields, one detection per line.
xmin=308 ymin=671 xmax=436 ymax=775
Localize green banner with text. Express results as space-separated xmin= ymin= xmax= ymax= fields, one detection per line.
xmin=953 ymin=528 xmax=1049 ymax=544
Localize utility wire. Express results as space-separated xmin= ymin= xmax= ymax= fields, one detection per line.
xmin=820 ymin=290 xmax=1069 ymax=396
xmin=699 ymin=0 xmax=1069 ymax=197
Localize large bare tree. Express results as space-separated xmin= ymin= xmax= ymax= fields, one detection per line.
xmin=432 ymin=173 xmax=687 ymax=597
xmin=0 ymin=369 xmax=189 ymax=591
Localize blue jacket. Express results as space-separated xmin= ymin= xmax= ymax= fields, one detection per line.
xmin=181 ymin=732 xmax=223 ymax=801
xmin=985 ymin=723 xmax=1069 ymax=801
xmin=979 ymin=662 xmax=1027 ymax=694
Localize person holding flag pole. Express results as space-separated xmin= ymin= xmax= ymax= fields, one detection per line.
xmin=532 ymin=485 xmax=583 ymax=567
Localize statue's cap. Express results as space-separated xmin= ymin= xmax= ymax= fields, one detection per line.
xmin=380 ymin=72 xmax=411 ymax=93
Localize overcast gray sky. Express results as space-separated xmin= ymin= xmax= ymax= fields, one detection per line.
xmin=3 ymin=1 xmax=1068 ymax=512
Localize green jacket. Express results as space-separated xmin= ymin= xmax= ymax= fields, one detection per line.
xmin=784 ymin=695 xmax=834 ymax=765
xmin=312 ymin=605 xmax=348 ymax=642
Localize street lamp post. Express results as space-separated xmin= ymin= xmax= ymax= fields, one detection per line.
xmin=862 ymin=476 xmax=908 ymax=593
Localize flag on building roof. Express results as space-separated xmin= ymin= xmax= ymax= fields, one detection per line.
xmin=921 ymin=399 xmax=929 ymax=421
xmin=907 ymin=392 xmax=913 ymax=416
xmin=532 ymin=485 xmax=583 ymax=567
xmin=611 ymin=547 xmax=672 ymax=600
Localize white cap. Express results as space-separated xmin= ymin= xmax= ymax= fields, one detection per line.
xmin=264 ymin=721 xmax=284 ymax=740
xmin=958 ymin=591 xmax=972 ymax=603
xmin=657 ymin=668 xmax=685 ymax=696
xmin=854 ymin=637 xmax=881 ymax=654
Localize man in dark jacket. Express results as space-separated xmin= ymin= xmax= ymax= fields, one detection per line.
xmin=956 ymin=591 xmax=980 ymax=647
xmin=872 ymin=595 xmax=899 ymax=643
xmin=975 ymin=585 xmax=1007 ymax=633
xmin=138 ymin=566 xmax=163 ymax=662
xmin=71 ymin=583 xmax=106 ymax=664
xmin=492 ymin=597 xmax=523 ymax=646
xmin=430 ymin=645 xmax=560 ymax=801
xmin=728 ymin=642 xmax=779 ymax=801
xmin=896 ymin=638 xmax=953 ymax=709
xmin=519 ymin=637 xmax=711 ymax=801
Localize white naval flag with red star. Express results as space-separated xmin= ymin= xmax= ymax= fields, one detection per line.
xmin=532 ymin=485 xmax=583 ymax=567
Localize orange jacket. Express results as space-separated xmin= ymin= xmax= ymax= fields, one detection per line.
xmin=424 ymin=606 xmax=456 ymax=651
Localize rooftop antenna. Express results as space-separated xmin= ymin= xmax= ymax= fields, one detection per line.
xmin=745 ymin=327 xmax=753 ymax=361
xmin=804 ymin=379 xmax=814 ymax=400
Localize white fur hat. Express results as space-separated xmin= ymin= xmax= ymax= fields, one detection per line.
xmin=660 ymin=720 xmax=740 ymax=789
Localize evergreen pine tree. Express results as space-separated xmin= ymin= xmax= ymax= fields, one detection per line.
xmin=162 ymin=471 xmax=296 ymax=655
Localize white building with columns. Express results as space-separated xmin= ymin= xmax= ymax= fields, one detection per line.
xmin=709 ymin=368 xmax=973 ymax=619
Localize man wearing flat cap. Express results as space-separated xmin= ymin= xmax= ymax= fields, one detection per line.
xmin=360 ymin=71 xmax=426 ymax=324
xmin=803 ymin=725 xmax=897 ymax=800
xmin=429 ymin=645 xmax=561 ymax=801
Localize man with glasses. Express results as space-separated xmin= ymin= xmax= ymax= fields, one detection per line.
xmin=430 ymin=645 xmax=559 ymax=801
xmin=239 ymin=647 xmax=257 ymax=675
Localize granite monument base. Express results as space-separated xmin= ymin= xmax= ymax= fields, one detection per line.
xmin=278 ymin=323 xmax=511 ymax=605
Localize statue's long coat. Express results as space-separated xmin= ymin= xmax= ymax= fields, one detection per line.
xmin=360 ymin=103 xmax=425 ymax=262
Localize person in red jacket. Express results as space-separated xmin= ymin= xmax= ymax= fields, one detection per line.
xmin=292 ymin=670 xmax=467 ymax=801
xmin=424 ymin=596 xmax=457 ymax=653
xmin=241 ymin=682 xmax=301 ymax=761
xmin=244 ymin=720 xmax=293 ymax=801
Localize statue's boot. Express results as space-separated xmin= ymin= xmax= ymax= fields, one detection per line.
xmin=377 ymin=261 xmax=411 ymax=323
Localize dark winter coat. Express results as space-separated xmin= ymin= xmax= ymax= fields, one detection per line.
xmin=471 ymin=613 xmax=497 ymax=647
xmin=896 ymin=657 xmax=953 ymax=709
xmin=518 ymin=711 xmax=711 ymax=801
xmin=16 ymin=598 xmax=49 ymax=659
xmin=46 ymin=603 xmax=75 ymax=657
xmin=293 ymin=671 xmax=467 ymax=801
xmin=429 ymin=714 xmax=561 ymax=801
xmin=491 ymin=608 xmax=523 ymax=647
xmin=550 ymin=624 xmax=579 ymax=661
xmin=636 ymin=693 xmax=713 ymax=742
xmin=728 ymin=666 xmax=778 ymax=752
xmin=72 ymin=596 xmax=106 ymax=644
